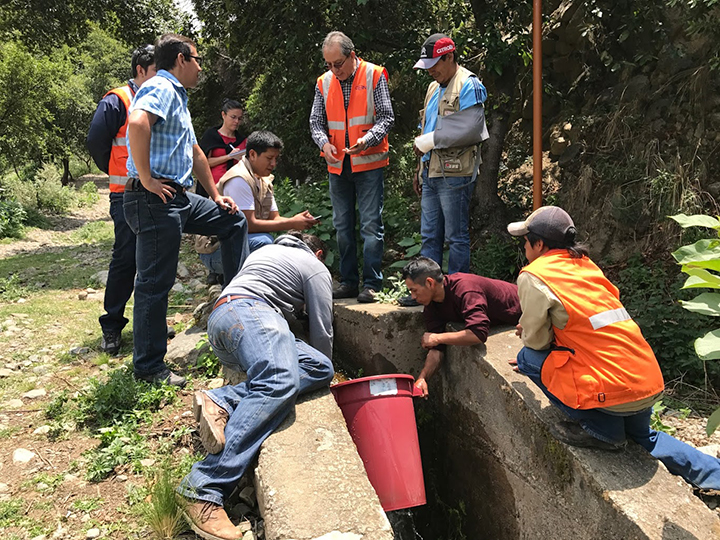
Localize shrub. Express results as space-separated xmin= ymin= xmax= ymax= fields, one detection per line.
xmin=0 ymin=199 xmax=26 ymax=238
xmin=614 ymin=254 xmax=719 ymax=388
xmin=34 ymin=163 xmax=75 ymax=214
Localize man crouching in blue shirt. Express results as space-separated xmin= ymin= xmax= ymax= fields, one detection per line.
xmin=125 ymin=34 xmax=249 ymax=388
xmin=177 ymin=233 xmax=335 ymax=540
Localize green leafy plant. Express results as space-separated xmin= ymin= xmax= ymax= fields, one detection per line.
xmin=375 ymin=273 xmax=411 ymax=304
xmin=670 ymin=213 xmax=720 ymax=434
xmin=389 ymin=233 xmax=423 ymax=270
xmin=650 ymin=401 xmax=677 ymax=436
xmin=194 ymin=337 xmax=221 ymax=379
xmin=0 ymin=199 xmax=26 ymax=238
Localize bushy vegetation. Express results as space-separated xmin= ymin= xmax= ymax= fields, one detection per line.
xmin=44 ymin=367 xmax=180 ymax=481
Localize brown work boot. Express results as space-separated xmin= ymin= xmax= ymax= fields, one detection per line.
xmin=182 ymin=499 xmax=243 ymax=540
xmin=193 ymin=391 xmax=229 ymax=454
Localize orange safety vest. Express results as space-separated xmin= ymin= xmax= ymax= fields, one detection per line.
xmin=317 ymin=59 xmax=390 ymax=174
xmin=521 ymin=250 xmax=664 ymax=410
xmin=104 ymin=85 xmax=135 ymax=193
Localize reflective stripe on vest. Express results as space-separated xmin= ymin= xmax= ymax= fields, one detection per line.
xmin=104 ymin=85 xmax=134 ymax=192
xmin=589 ymin=307 xmax=631 ymax=330
xmin=521 ymin=250 xmax=664 ymax=410
xmin=317 ymin=60 xmax=389 ymax=174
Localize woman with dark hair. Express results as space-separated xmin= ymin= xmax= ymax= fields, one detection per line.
xmin=198 ymin=99 xmax=246 ymax=198
xmin=195 ymin=100 xmax=247 ymax=283
xmin=508 ymin=206 xmax=720 ymax=489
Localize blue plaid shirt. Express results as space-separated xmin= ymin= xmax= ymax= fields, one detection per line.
xmin=127 ymin=70 xmax=197 ymax=188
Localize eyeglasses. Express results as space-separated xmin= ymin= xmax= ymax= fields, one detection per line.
xmin=185 ymin=54 xmax=204 ymax=66
xmin=324 ymin=56 xmax=349 ymax=71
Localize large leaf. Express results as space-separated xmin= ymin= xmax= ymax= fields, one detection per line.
xmin=669 ymin=213 xmax=720 ymax=230
xmin=680 ymin=268 xmax=720 ymax=290
xmin=672 ymin=239 xmax=720 ymax=265
xmin=694 ymin=329 xmax=720 ymax=360
xmin=707 ymin=407 xmax=720 ymax=437
xmin=680 ymin=292 xmax=720 ymax=316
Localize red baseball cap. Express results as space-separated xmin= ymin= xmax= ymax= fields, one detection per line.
xmin=414 ymin=33 xmax=456 ymax=70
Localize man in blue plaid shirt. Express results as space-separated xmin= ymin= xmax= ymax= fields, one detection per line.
xmin=125 ymin=33 xmax=249 ymax=389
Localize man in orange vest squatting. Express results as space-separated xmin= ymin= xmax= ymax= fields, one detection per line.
xmin=87 ymin=45 xmax=157 ymax=355
xmin=402 ymin=256 xmax=521 ymax=397
xmin=310 ymin=30 xmax=395 ymax=303
xmin=508 ymin=205 xmax=720 ymax=489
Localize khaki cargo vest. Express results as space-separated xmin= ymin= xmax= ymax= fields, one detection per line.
xmin=217 ymin=156 xmax=274 ymax=220
xmin=421 ymin=65 xmax=481 ymax=178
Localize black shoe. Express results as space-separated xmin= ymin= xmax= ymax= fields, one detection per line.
xmin=135 ymin=367 xmax=186 ymax=388
xmin=333 ymin=284 xmax=359 ymax=299
xmin=100 ymin=331 xmax=121 ymax=356
xmin=397 ymin=295 xmax=420 ymax=307
xmin=167 ymin=325 xmax=176 ymax=339
xmin=549 ymin=421 xmax=625 ymax=451
xmin=357 ymin=287 xmax=378 ymax=303
xmin=206 ymin=272 xmax=221 ymax=285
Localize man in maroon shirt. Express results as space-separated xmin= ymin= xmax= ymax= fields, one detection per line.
xmin=402 ymin=257 xmax=521 ymax=397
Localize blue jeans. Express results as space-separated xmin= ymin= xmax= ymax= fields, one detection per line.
xmin=198 ymin=250 xmax=224 ymax=275
xmin=123 ymin=188 xmax=249 ymax=378
xmin=328 ymin=157 xmax=384 ymax=291
xmin=248 ymin=232 xmax=273 ymax=252
xmin=517 ymin=347 xmax=720 ymax=489
xmin=178 ymin=299 xmax=335 ymax=504
xmin=420 ymin=169 xmax=474 ymax=274
xmin=99 ymin=192 xmax=136 ymax=334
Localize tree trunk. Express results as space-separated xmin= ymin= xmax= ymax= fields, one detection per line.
xmin=61 ymin=157 xmax=72 ymax=186
xmin=470 ymin=64 xmax=518 ymax=235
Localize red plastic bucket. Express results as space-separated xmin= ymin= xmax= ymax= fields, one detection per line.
xmin=330 ymin=374 xmax=426 ymax=511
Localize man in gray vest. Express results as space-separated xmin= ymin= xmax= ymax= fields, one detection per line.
xmin=406 ymin=34 xmax=489 ymax=306
xmin=216 ymin=130 xmax=319 ymax=252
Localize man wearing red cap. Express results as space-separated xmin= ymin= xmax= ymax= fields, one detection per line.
xmin=402 ymin=34 xmax=488 ymax=307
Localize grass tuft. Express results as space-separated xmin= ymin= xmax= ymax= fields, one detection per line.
xmin=141 ymin=467 xmax=187 ymax=540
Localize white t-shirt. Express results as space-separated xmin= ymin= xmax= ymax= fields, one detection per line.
xmin=223 ymin=177 xmax=278 ymax=212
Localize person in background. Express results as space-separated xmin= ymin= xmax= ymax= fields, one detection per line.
xmin=86 ymin=44 xmax=156 ymax=355
xmin=178 ymin=233 xmax=334 ymax=540
xmin=195 ymin=100 xmax=247 ymax=284
xmin=124 ymin=33 xmax=249 ymax=387
xmin=508 ymin=205 xmax=720 ymax=489
xmin=402 ymin=257 xmax=521 ymax=397
xmin=399 ymin=33 xmax=488 ymax=310
xmin=309 ymin=31 xmax=394 ymax=303
xmin=216 ymin=130 xmax=319 ymax=253
xmin=198 ymin=99 xmax=247 ymax=197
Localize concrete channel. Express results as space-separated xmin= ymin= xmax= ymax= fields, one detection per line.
xmin=226 ymin=300 xmax=720 ymax=539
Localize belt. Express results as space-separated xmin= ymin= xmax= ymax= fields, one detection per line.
xmin=213 ymin=294 xmax=267 ymax=311
xmin=125 ymin=178 xmax=186 ymax=193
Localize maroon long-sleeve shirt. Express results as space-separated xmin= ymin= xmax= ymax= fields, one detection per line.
xmin=423 ymin=274 xmax=521 ymax=351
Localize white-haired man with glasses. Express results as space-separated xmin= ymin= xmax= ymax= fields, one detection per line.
xmin=309 ymin=31 xmax=394 ymax=303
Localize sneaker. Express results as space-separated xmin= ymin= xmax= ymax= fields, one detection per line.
xmin=181 ymin=498 xmax=243 ymax=540
xmin=167 ymin=325 xmax=176 ymax=339
xmin=333 ymin=283 xmax=359 ymax=299
xmin=357 ymin=287 xmax=378 ymax=303
xmin=397 ymin=295 xmax=420 ymax=307
xmin=136 ymin=367 xmax=186 ymax=388
xmin=207 ymin=272 xmax=222 ymax=286
xmin=549 ymin=421 xmax=626 ymax=451
xmin=193 ymin=391 xmax=229 ymax=454
xmin=100 ymin=331 xmax=121 ymax=356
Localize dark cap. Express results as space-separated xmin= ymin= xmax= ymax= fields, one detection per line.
xmin=507 ymin=206 xmax=575 ymax=244
xmin=414 ymin=33 xmax=456 ymax=70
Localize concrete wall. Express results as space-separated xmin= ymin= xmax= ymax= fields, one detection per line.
xmin=333 ymin=300 xmax=720 ymax=540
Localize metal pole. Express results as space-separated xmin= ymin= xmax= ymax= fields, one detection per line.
xmin=533 ymin=0 xmax=543 ymax=210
